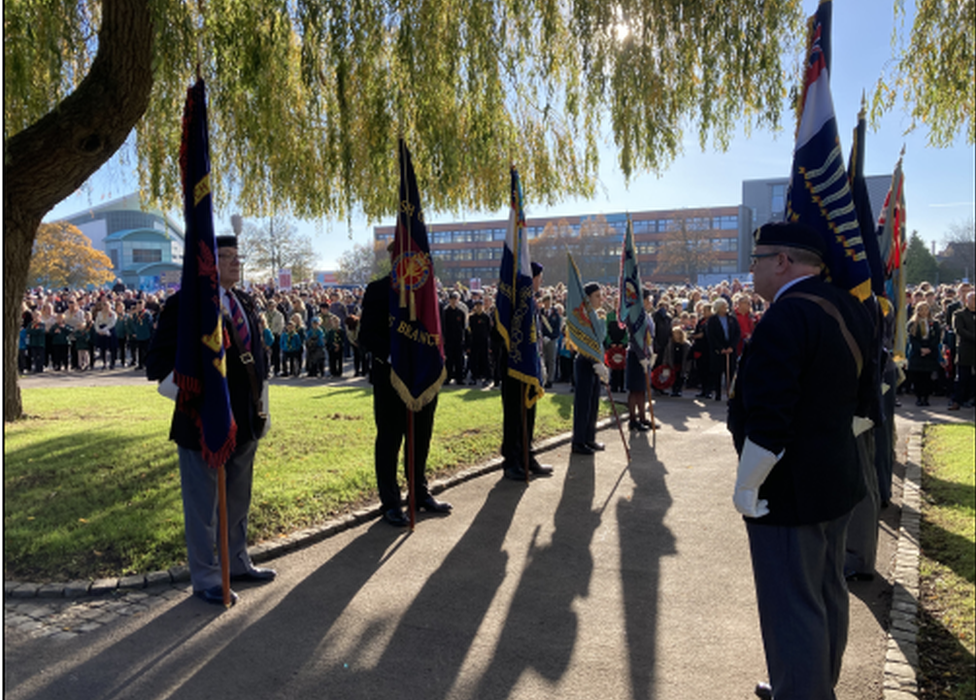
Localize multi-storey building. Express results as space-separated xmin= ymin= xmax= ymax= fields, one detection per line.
xmin=60 ymin=193 xmax=185 ymax=290
xmin=375 ymin=174 xmax=893 ymax=287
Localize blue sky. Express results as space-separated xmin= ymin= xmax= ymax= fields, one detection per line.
xmin=48 ymin=0 xmax=975 ymax=270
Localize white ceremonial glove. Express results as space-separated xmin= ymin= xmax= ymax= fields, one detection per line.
xmin=593 ymin=362 xmax=610 ymax=384
xmin=639 ymin=358 xmax=651 ymax=371
xmin=852 ymin=416 xmax=874 ymax=437
xmin=733 ymin=438 xmax=783 ymax=518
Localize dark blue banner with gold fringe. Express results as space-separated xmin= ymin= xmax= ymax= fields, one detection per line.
xmin=174 ymin=78 xmax=236 ymax=468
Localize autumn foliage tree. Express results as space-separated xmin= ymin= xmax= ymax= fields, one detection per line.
xmin=28 ymin=222 xmax=115 ymax=290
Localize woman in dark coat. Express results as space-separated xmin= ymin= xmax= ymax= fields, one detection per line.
xmin=907 ymin=301 xmax=941 ymax=406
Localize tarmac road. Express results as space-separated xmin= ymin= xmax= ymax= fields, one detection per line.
xmin=6 ymin=367 xmax=969 ymax=700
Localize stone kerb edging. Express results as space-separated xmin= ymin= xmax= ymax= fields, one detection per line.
xmin=883 ymin=424 xmax=923 ymax=700
xmin=4 ymin=418 xmax=607 ymax=600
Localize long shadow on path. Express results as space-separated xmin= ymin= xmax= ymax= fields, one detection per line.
xmin=470 ymin=455 xmax=602 ymax=698
xmin=618 ymin=432 xmax=676 ymax=700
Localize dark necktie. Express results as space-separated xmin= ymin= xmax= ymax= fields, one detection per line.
xmin=226 ymin=292 xmax=251 ymax=352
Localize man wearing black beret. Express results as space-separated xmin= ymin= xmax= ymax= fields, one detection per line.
xmin=499 ymin=261 xmax=553 ymax=480
xmin=728 ymin=222 xmax=872 ymax=699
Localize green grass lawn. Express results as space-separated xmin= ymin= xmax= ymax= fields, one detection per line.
xmin=3 ymin=384 xmax=600 ymax=582
xmin=918 ymin=422 xmax=975 ymax=700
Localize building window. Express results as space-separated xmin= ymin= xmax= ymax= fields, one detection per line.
xmin=132 ymin=248 xmax=162 ymax=264
xmin=718 ymin=215 xmax=738 ymax=230
xmin=770 ymin=184 xmax=786 ymax=218
xmin=493 ymin=228 xmax=507 ymax=241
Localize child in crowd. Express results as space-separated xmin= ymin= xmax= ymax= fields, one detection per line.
xmin=305 ymin=316 xmax=326 ymax=378
xmin=326 ymin=315 xmax=343 ymax=377
xmin=660 ymin=325 xmax=693 ymax=397
xmin=49 ymin=313 xmax=72 ymax=370
xmin=72 ymin=312 xmax=95 ymax=371
xmin=27 ymin=312 xmax=48 ymax=373
xmin=18 ymin=325 xmax=30 ymax=374
xmin=281 ymin=321 xmax=303 ymax=377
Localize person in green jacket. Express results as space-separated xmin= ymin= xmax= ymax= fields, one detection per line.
xmin=130 ymin=299 xmax=155 ymax=370
xmin=71 ymin=312 xmax=95 ymax=371
xmin=49 ymin=313 xmax=72 ymax=371
xmin=27 ymin=312 xmax=48 ymax=373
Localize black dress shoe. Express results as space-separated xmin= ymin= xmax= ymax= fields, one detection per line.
xmin=571 ymin=443 xmax=595 ymax=455
xmin=231 ymin=566 xmax=277 ymax=583
xmin=417 ymin=496 xmax=452 ymax=513
xmin=586 ymin=441 xmax=605 ymax=451
xmin=504 ymin=467 xmax=528 ymax=480
xmin=529 ymin=462 xmax=554 ymax=476
xmin=754 ymin=682 xmax=773 ymax=699
xmin=194 ymin=585 xmax=238 ymax=606
xmin=641 ymin=419 xmax=662 ymax=429
xmin=629 ymin=420 xmax=649 ymax=432
xmin=383 ymin=508 xmax=409 ymax=527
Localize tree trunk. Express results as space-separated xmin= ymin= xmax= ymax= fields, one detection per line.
xmin=3 ymin=0 xmax=154 ymax=420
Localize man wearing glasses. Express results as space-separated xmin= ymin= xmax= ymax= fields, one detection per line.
xmin=146 ymin=236 xmax=276 ymax=605
xmin=728 ymin=222 xmax=872 ymax=700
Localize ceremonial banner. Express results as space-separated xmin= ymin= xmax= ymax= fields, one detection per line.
xmin=495 ymin=166 xmax=543 ymax=405
xmin=618 ymin=216 xmax=652 ymax=361
xmin=175 ymin=78 xmax=236 ymax=468
xmin=877 ymin=155 xmax=907 ymax=359
xmin=847 ymin=99 xmax=887 ymax=297
xmin=786 ymin=0 xmax=873 ymax=301
xmin=389 ymin=139 xmax=445 ymax=410
xmin=566 ymin=253 xmax=603 ymax=363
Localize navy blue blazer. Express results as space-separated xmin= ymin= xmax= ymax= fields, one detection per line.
xmin=146 ymin=289 xmax=268 ymax=450
xmin=728 ymin=276 xmax=872 ymax=526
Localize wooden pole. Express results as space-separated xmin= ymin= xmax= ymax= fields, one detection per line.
xmin=522 ymin=382 xmax=530 ymax=483
xmin=217 ymin=463 xmax=232 ymax=607
xmin=407 ymin=408 xmax=416 ymax=531
xmin=604 ymin=383 xmax=631 ymax=462
xmin=725 ymin=351 xmax=731 ymax=401
xmin=644 ymin=368 xmax=657 ymax=435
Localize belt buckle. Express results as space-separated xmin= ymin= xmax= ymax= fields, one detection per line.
xmin=240 ymin=352 xmax=254 ymax=364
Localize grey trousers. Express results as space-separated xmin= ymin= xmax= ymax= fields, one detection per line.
xmin=845 ymin=430 xmax=879 ymax=575
xmin=746 ymin=511 xmax=852 ymax=700
xmin=177 ymin=441 xmax=259 ymax=591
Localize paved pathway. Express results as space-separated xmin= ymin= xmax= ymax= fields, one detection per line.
xmin=5 ymin=369 xmax=973 ymax=699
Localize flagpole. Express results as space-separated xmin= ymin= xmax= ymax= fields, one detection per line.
xmin=217 ymin=463 xmax=232 ymax=607
xmin=522 ymin=382 xmax=530 ymax=484
xmin=725 ymin=352 xmax=731 ymax=401
xmin=644 ymin=371 xmax=657 ymax=435
xmin=407 ymin=408 xmax=416 ymax=531
xmin=604 ymin=382 xmax=630 ymax=462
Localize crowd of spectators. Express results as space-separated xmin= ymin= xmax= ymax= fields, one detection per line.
xmin=18 ymin=276 xmax=975 ymax=410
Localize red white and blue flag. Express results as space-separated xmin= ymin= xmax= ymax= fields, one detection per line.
xmin=388 ymin=139 xmax=445 ymax=410
xmin=786 ymin=0 xmax=873 ymax=301
xmin=174 ymin=77 xmax=236 ymax=468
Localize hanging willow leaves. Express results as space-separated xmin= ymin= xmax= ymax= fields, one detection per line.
xmin=871 ymin=0 xmax=975 ymax=147
xmin=5 ymin=0 xmax=806 ymax=222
